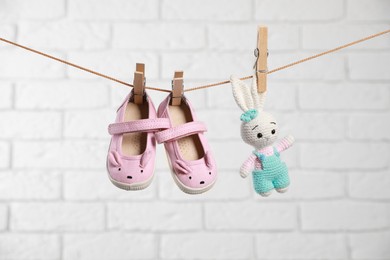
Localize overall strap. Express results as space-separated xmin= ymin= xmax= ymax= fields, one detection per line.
xmin=155 ymin=121 xmax=207 ymax=144
xmin=108 ymin=118 xmax=170 ymax=135
xmin=253 ymin=151 xmax=266 ymax=162
xmin=273 ymin=146 xmax=280 ymax=157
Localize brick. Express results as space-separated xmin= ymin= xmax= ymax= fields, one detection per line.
xmin=349 ymin=171 xmax=390 ymax=199
xmin=0 ymin=142 xmax=10 ymax=169
xmin=110 ymin=82 xmax=134 ymax=107
xmin=264 ymin=170 xmax=345 ymax=200
xmin=266 ymin=84 xmax=297 ymax=110
xmin=68 ymin=0 xmax=158 ymax=20
xmin=173 ymin=86 xmax=208 ymax=109
xmin=15 ymin=80 xmax=109 ymax=109
xmin=349 ymin=113 xmax=390 ymax=140
xmin=64 ymin=233 xmax=156 ymax=260
xmin=155 ymin=143 xmax=170 ymax=171
xmin=13 ymin=141 xmax=107 ymax=169
xmin=349 ymin=53 xmax=390 ymax=80
xmin=269 ymin=53 xmax=345 ymax=80
xmin=64 ymin=109 xmax=114 ymax=138
xmin=299 ymin=83 xmax=390 ymax=110
xmin=291 ymin=170 xmax=345 ymax=199
xmin=0 ymin=204 xmax=7 ymax=230
xmin=67 ymin=51 xmax=158 ymax=80
xmin=205 ymin=202 xmax=296 ymax=230
xmin=0 ymin=25 xmax=16 ymax=49
xmin=162 ymin=0 xmax=252 ymax=21
xmin=207 ymin=82 xmax=297 ymax=111
xmin=279 ymin=112 xmax=346 ymax=140
xmin=347 ymin=0 xmax=390 ymax=21
xmin=264 ymin=84 xmax=297 ymax=111
xmin=162 ymin=52 xmax=252 ymax=80
xmin=303 ymin=24 xmax=390 ymax=50
xmin=0 ymin=111 xmax=61 ymax=139
xmin=18 ymin=21 xmax=110 ymax=50
xmin=350 ymin=231 xmax=390 ymax=259
xmin=0 ymin=0 xmax=64 ymax=20
xmin=161 ymin=233 xmax=252 ymax=259
xmin=209 ymin=24 xmax=300 ymax=51
xmin=10 ymin=202 xmax=104 ymax=231
xmin=64 ymin=170 xmax=155 ymax=200
xmin=211 ymin=140 xmax=252 ymax=170
xmin=0 ymin=234 xmax=60 ymax=260
xmin=196 ymin=109 xmax=241 ymax=140
xmin=108 ymin=202 xmax=202 ymax=231
xmin=113 ymin=23 xmax=205 ymax=50
xmin=0 ymin=82 xmax=12 ymax=109
xmin=158 ymin=170 xmax=251 ymax=200
xmin=301 ymin=142 xmax=389 ymax=169
xmin=0 ymin=50 xmax=65 ymax=79
xmin=301 ymin=201 xmax=390 ymax=231
xmin=256 ymin=233 xmax=348 ymax=259
xmin=0 ymin=170 xmax=61 ymax=200
xmin=255 ymin=0 xmax=343 ymax=21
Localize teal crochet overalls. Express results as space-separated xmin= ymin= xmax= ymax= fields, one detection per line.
xmin=252 ymin=147 xmax=290 ymax=194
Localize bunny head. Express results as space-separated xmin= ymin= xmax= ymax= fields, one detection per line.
xmin=230 ymin=75 xmax=278 ymax=150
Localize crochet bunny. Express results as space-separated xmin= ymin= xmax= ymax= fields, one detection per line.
xmin=230 ymin=75 xmax=295 ymax=197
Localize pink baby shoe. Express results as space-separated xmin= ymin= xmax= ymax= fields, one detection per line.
xmin=107 ymin=90 xmax=170 ymax=190
xmin=156 ymin=94 xmax=217 ymax=194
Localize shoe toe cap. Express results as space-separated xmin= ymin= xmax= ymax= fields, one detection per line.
xmin=176 ymin=164 xmax=217 ymax=189
xmin=108 ymin=159 xmax=154 ymax=184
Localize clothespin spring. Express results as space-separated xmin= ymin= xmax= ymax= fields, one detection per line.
xmin=253 ymin=48 xmax=269 ymax=70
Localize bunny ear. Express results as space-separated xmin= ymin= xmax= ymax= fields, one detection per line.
xmin=258 ymin=90 xmax=267 ymax=111
xmin=230 ymin=75 xmax=253 ymax=112
xmin=250 ymin=74 xmax=266 ymax=111
xmin=108 ymin=151 xmax=122 ymax=167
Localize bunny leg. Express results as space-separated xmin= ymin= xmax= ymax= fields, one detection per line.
xmin=273 ymin=170 xmax=290 ymax=193
xmin=252 ymin=171 xmax=274 ymax=196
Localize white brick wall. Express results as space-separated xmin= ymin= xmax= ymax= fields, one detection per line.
xmin=255 ymin=233 xmax=348 ymax=259
xmin=0 ymin=0 xmax=389 ymax=259
xmin=0 ymin=170 xmax=61 ymax=200
xmin=63 ymin=233 xmax=156 ymax=260
xmin=255 ymin=0 xmax=344 ymax=21
xmin=10 ymin=202 xmax=105 ymax=231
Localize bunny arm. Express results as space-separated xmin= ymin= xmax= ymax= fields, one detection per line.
xmin=275 ymin=135 xmax=295 ymax=153
xmin=240 ymin=153 xmax=262 ymax=178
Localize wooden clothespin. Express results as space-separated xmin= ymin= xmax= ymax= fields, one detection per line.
xmin=171 ymin=71 xmax=184 ymax=106
xmin=255 ymin=26 xmax=268 ymax=93
xmin=133 ymin=63 xmax=145 ymax=104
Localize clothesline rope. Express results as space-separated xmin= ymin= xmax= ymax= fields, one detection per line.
xmin=1 ymin=29 xmax=389 ymax=93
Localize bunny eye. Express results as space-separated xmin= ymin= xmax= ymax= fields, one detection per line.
xmin=271 ymin=129 xmax=276 ymax=135
xmin=257 ymin=133 xmax=263 ymax=138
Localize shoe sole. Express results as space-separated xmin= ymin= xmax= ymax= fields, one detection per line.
xmin=165 ymin=152 xmax=216 ymax=195
xmin=108 ymin=173 xmax=154 ymax=191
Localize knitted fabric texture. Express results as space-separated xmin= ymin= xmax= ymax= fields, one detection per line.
xmin=252 ymin=147 xmax=289 ymax=194
xmin=240 ymin=111 xmax=278 ymax=149
xmin=240 ymin=109 xmax=258 ymax=122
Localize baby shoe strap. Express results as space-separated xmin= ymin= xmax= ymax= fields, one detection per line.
xmin=108 ymin=118 xmax=170 ymax=135
xmin=155 ymin=121 xmax=207 ymax=144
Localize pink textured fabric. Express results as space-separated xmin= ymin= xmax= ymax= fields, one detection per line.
xmin=108 ymin=118 xmax=170 ymax=135
xmin=157 ymin=94 xmax=217 ymax=193
xmin=107 ymin=91 xmax=165 ymax=190
xmin=155 ymin=121 xmax=207 ymax=144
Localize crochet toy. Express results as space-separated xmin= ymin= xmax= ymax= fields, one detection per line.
xmin=230 ymin=75 xmax=295 ymax=197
